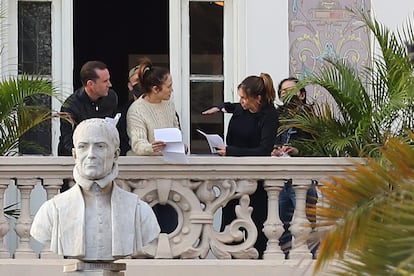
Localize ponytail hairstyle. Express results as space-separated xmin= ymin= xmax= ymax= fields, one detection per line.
xmin=137 ymin=57 xmax=170 ymax=95
xmin=260 ymin=73 xmax=276 ymax=105
xmin=237 ymin=73 xmax=276 ymax=106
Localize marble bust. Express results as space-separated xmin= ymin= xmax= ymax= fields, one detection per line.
xmin=30 ymin=118 xmax=160 ymax=261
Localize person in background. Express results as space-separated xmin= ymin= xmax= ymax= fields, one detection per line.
xmin=272 ymin=77 xmax=319 ymax=259
xmin=272 ymin=77 xmax=307 ymax=157
xmin=58 ymin=60 xmax=118 ymax=156
xmin=117 ymin=65 xmax=143 ymax=155
xmin=58 ymin=60 xmax=118 ymax=193
xmin=126 ymin=57 xmax=181 ymax=234
xmin=202 ymin=73 xmax=279 ymax=258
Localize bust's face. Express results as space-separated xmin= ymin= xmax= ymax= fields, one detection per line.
xmin=73 ymin=126 xmax=117 ymax=180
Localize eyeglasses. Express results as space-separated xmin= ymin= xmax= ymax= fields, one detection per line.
xmin=279 ymin=86 xmax=295 ymax=94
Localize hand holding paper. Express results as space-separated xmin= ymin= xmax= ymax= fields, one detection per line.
xmin=154 ymin=128 xmax=187 ymax=163
xmin=196 ymin=129 xmax=225 ymax=153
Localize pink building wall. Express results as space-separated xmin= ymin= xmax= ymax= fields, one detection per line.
xmin=288 ymin=0 xmax=371 ymax=102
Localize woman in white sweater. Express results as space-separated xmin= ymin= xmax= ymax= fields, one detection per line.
xmin=126 ymin=57 xmax=181 ymax=234
xmin=126 ymin=57 xmax=180 ymax=156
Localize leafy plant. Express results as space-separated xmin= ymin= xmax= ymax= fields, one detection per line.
xmin=3 ymin=202 xmax=20 ymax=219
xmin=284 ymin=10 xmax=414 ymax=159
xmin=282 ymin=9 xmax=414 ymax=275
xmin=314 ymin=132 xmax=414 ymax=275
xmin=0 ymin=74 xmax=69 ymax=155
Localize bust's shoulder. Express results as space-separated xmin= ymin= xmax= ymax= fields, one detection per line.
xmin=112 ymin=183 xmax=139 ymax=201
xmin=112 ymin=184 xmax=152 ymax=209
xmin=51 ymin=184 xmax=83 ymax=207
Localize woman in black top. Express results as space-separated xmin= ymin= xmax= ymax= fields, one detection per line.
xmin=202 ymin=73 xmax=279 ymax=258
xmin=203 ymin=73 xmax=279 ymax=156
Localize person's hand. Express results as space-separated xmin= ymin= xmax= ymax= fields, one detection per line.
xmin=202 ymin=107 xmax=220 ymax=115
xmin=281 ymin=145 xmax=299 ymax=156
xmin=271 ymin=145 xmax=299 ymax=157
xmin=214 ymin=146 xmax=226 ymax=156
xmin=271 ymin=146 xmax=286 ymax=157
xmin=152 ymin=141 xmax=167 ymax=153
xmin=202 ymin=106 xmax=228 ymax=114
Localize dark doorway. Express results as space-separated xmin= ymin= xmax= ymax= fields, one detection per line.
xmin=73 ymin=0 xmax=170 ymax=106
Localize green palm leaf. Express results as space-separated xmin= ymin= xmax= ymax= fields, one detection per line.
xmin=288 ymin=10 xmax=414 ymax=159
xmin=282 ymin=9 xmax=414 ymax=276
xmin=315 ymin=132 xmax=414 ymax=275
xmin=0 ymin=74 xmax=61 ymax=155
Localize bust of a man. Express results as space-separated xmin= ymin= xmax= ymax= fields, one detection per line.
xmin=30 ymin=118 xmax=160 ymax=261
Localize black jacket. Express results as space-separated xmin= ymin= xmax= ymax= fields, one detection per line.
xmin=220 ymin=102 xmax=279 ymax=156
xmin=58 ymin=87 xmax=118 ymax=156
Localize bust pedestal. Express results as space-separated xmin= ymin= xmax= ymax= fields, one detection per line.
xmin=63 ymin=261 xmax=126 ymax=275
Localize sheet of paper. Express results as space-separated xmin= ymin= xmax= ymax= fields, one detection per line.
xmin=154 ymin=128 xmax=188 ymax=163
xmin=105 ymin=113 xmax=121 ymax=127
xmin=154 ymin=128 xmax=182 ymax=143
xmin=196 ymin=129 xmax=225 ymax=153
xmin=162 ymin=151 xmax=188 ymax=163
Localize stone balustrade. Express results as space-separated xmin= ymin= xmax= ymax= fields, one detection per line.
xmin=0 ymin=155 xmax=362 ymax=261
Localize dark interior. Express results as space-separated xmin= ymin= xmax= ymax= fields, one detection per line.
xmin=73 ymin=0 xmax=169 ymax=106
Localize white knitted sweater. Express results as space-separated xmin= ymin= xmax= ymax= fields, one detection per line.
xmin=126 ymin=97 xmax=179 ymax=155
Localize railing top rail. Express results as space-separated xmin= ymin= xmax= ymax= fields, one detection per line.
xmin=0 ymin=156 xmax=364 ymax=180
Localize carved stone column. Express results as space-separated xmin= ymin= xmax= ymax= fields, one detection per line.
xmin=38 ymin=178 xmax=62 ymax=259
xmin=43 ymin=178 xmax=61 ymax=200
xmin=0 ymin=178 xmax=10 ymax=258
xmin=14 ymin=178 xmax=37 ymax=258
xmin=211 ymin=179 xmax=258 ymax=259
xmin=262 ymin=179 xmax=285 ymax=260
xmin=289 ymin=180 xmax=312 ymax=259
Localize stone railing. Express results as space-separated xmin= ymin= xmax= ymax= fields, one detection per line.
xmin=0 ymin=155 xmax=362 ymax=261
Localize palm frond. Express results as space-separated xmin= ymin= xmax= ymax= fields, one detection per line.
xmin=315 ymin=132 xmax=414 ymax=275
xmin=4 ymin=202 xmax=20 ymax=219
xmin=0 ymin=74 xmax=61 ymax=155
xmin=291 ymin=10 xmax=414 ymax=159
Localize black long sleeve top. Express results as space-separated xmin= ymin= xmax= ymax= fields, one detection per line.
xmin=58 ymin=87 xmax=118 ymax=156
xmin=219 ymin=102 xmax=279 ymax=156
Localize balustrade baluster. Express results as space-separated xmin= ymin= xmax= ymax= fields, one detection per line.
xmin=14 ymin=178 xmax=37 ymax=258
xmin=289 ymin=180 xmax=313 ymax=259
xmin=0 ymin=155 xmax=359 ymax=263
xmin=38 ymin=178 xmax=63 ymax=259
xmin=0 ymin=178 xmax=11 ymax=258
xmin=263 ymin=180 xmax=285 ymax=260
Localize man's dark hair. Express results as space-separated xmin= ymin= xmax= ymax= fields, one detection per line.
xmin=80 ymin=61 xmax=108 ymax=86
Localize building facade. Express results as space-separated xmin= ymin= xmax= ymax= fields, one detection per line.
xmin=1 ymin=0 xmax=414 ymax=155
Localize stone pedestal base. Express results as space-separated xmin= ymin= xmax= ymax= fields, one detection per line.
xmin=64 ymin=261 xmax=126 ymax=275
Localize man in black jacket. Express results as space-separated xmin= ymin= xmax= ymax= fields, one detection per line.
xmin=58 ymin=61 xmax=118 ymax=156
